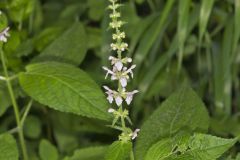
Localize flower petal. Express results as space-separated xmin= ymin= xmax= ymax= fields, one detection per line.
xmin=126 ymin=95 xmax=133 ymax=105
xmin=108 ymin=108 xmax=115 ymax=113
xmin=115 ymin=61 xmax=123 ymax=71
xmin=107 ymin=95 xmax=114 ymax=103
xmin=132 ymin=129 xmax=140 ymax=140
xmin=115 ymin=96 xmax=123 ymax=106
xmin=120 ymin=77 xmax=127 ymax=87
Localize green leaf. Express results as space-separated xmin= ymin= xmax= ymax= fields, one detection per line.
xmin=35 ymin=26 xmax=64 ymax=52
xmin=23 ymin=115 xmax=42 ymax=139
xmin=34 ymin=22 xmax=87 ymax=65
xmin=19 ymin=62 xmax=111 ymax=121
xmin=144 ymin=138 xmax=173 ymax=160
xmin=135 ymin=86 xmax=209 ymax=160
xmin=144 ymin=133 xmax=237 ymax=160
xmin=87 ymin=0 xmax=105 ymax=21
xmin=169 ymin=133 xmax=238 ymax=160
xmin=8 ymin=0 xmax=34 ymax=23
xmin=0 ymin=134 xmax=19 ymax=160
xmin=105 ymin=141 xmax=132 ymax=160
xmin=39 ymin=139 xmax=58 ymax=160
xmin=0 ymin=12 xmax=8 ymax=31
xmin=64 ymin=146 xmax=108 ymax=160
xmin=0 ymin=82 xmax=11 ymax=117
xmin=135 ymin=0 xmax=145 ymax=4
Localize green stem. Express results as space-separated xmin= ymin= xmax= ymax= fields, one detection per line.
xmin=0 ymin=48 xmax=28 ymax=160
xmin=147 ymin=0 xmax=156 ymax=12
xmin=21 ymin=99 xmax=33 ymax=126
xmin=120 ymin=105 xmax=126 ymax=129
xmin=130 ymin=150 xmax=135 ymax=160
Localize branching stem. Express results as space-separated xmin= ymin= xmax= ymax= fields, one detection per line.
xmin=0 ymin=48 xmax=28 ymax=160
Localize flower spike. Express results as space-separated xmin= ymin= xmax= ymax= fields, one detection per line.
xmin=103 ymin=0 xmax=140 ymax=142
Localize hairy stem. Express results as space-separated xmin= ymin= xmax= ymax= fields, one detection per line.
xmin=0 ymin=48 xmax=28 ymax=160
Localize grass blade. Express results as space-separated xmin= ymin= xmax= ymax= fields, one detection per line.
xmin=212 ymin=18 xmax=234 ymax=116
xmin=199 ymin=0 xmax=215 ymax=43
xmin=177 ymin=0 xmax=191 ymax=71
xmin=232 ymin=0 xmax=240 ymax=60
xmin=133 ymin=0 xmax=175 ymax=75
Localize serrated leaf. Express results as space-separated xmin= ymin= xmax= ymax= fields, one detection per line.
xmin=39 ymin=139 xmax=58 ymax=160
xmin=144 ymin=133 xmax=237 ymax=160
xmin=64 ymin=146 xmax=108 ymax=160
xmin=135 ymin=86 xmax=209 ymax=160
xmin=168 ymin=133 xmax=238 ymax=160
xmin=105 ymin=141 xmax=132 ymax=160
xmin=0 ymin=134 xmax=19 ymax=160
xmin=19 ymin=62 xmax=111 ymax=121
xmin=144 ymin=138 xmax=173 ymax=160
xmin=34 ymin=22 xmax=87 ymax=65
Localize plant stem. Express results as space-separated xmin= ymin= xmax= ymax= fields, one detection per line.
xmin=21 ymin=99 xmax=33 ymax=126
xmin=0 ymin=48 xmax=28 ymax=160
xmin=130 ymin=150 xmax=135 ymax=160
xmin=120 ymin=105 xmax=126 ymax=129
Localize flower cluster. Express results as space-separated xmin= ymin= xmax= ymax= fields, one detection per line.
xmin=103 ymin=0 xmax=140 ymax=142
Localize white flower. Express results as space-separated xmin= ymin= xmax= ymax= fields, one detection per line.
xmin=0 ymin=76 xmax=6 ymax=80
xmin=112 ymin=31 xmax=125 ymax=40
xmin=102 ymin=66 xmax=115 ymax=79
xmin=103 ymin=86 xmax=123 ymax=106
xmin=110 ymin=43 xmax=117 ymax=50
xmin=120 ymin=77 xmax=127 ymax=88
xmin=108 ymin=108 xmax=115 ymax=113
xmin=103 ymin=64 xmax=136 ymax=88
xmin=123 ymin=65 xmax=136 ymax=78
xmin=109 ymin=21 xmax=123 ymax=29
xmin=131 ymin=129 xmax=140 ymax=140
xmin=110 ymin=12 xmax=120 ymax=19
xmin=120 ymin=43 xmax=128 ymax=51
xmin=103 ymin=86 xmax=114 ymax=104
xmin=109 ymin=56 xmax=132 ymax=71
xmin=125 ymin=90 xmax=139 ymax=105
xmin=0 ymin=27 xmax=10 ymax=43
xmin=115 ymin=61 xmax=123 ymax=71
xmin=115 ymin=96 xmax=123 ymax=106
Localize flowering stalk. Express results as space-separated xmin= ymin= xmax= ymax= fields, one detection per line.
xmin=103 ymin=0 xmax=140 ymax=143
xmin=0 ymin=11 xmax=29 ymax=160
